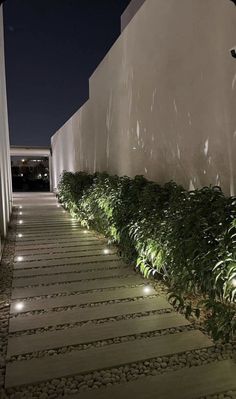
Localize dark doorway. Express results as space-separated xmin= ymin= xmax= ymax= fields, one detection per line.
xmin=11 ymin=156 xmax=50 ymax=192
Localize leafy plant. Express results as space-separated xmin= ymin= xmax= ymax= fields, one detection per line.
xmin=58 ymin=171 xmax=236 ymax=341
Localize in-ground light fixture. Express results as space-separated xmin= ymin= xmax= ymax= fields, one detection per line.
xmin=143 ymin=285 xmax=152 ymax=294
xmin=14 ymin=302 xmax=24 ymax=311
xmin=103 ymin=248 xmax=110 ymax=255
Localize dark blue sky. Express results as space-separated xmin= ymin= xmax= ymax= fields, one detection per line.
xmin=3 ymin=0 xmax=131 ymax=146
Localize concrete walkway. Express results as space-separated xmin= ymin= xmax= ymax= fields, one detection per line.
xmin=4 ymin=193 xmax=236 ymax=398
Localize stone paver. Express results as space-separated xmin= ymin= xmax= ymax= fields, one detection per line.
xmin=64 ymin=360 xmax=236 ymax=399
xmin=5 ymin=330 xmax=212 ymax=388
xmin=12 ymin=275 xmax=143 ymax=299
xmin=13 ymin=260 xmax=127 ymax=277
xmin=7 ymin=313 xmax=189 ymax=357
xmin=2 ymin=193 xmax=235 ymax=398
xmin=13 ymin=254 xmax=120 ymax=269
xmin=12 ymin=267 xmax=134 ymax=287
xmin=9 ymin=297 xmax=170 ymax=332
xmin=10 ymin=285 xmax=156 ymax=314
xmin=13 ymin=248 xmax=117 ymax=263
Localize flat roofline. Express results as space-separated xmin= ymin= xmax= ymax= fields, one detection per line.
xmin=10 ymin=146 xmax=51 ymax=157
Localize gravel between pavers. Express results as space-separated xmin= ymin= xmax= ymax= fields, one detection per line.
xmin=9 ymin=308 xmax=173 ymax=337
xmin=10 ymin=294 xmax=160 ymax=318
xmin=5 ymin=344 xmax=236 ymax=399
xmin=199 ymin=391 xmax=236 ymax=399
xmin=8 ymin=324 xmax=194 ymax=362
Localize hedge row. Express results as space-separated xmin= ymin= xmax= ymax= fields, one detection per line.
xmin=57 ymin=171 xmax=236 ymax=341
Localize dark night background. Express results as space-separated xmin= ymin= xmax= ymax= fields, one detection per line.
xmin=3 ymin=0 xmax=131 ymax=146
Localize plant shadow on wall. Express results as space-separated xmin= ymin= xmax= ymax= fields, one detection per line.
xmin=57 ymin=171 xmax=236 ymax=342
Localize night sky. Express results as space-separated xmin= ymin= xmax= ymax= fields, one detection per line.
xmin=3 ymin=0 xmax=131 ymax=147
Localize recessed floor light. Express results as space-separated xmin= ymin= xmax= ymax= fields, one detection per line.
xmin=143 ymin=286 xmax=152 ymax=294
xmin=15 ymin=302 xmax=24 ymax=311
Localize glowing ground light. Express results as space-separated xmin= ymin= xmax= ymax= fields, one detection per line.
xmin=18 ymin=234 xmax=23 ymax=238
xmin=143 ymin=286 xmax=152 ymax=294
xmin=16 ymin=256 xmax=23 ymax=262
xmin=19 ymin=206 xmax=22 ymax=209
xmin=14 ymin=302 xmax=24 ymax=311
xmin=19 ymin=220 xmax=23 ymax=224
xmin=57 ymin=205 xmax=60 ymax=208
xmin=103 ymin=248 xmax=110 ymax=254
xmin=19 ymin=212 xmax=22 ymax=215
xmin=83 ymin=230 xmax=88 ymax=234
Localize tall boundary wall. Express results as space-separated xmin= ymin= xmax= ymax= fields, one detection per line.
xmin=0 ymin=5 xmax=12 ymax=255
xmin=51 ymin=0 xmax=236 ymax=196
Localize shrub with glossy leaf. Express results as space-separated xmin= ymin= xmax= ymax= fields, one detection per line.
xmin=58 ymin=170 xmax=236 ymax=341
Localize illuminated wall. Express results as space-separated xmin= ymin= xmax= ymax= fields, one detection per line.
xmin=0 ymin=5 xmax=12 ymax=254
xmin=51 ymin=0 xmax=236 ymax=196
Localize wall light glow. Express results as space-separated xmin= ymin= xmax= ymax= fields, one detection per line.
xmin=232 ymin=278 xmax=236 ymax=288
xmin=14 ymin=302 xmax=24 ymax=311
xmin=16 ymin=256 xmax=23 ymax=262
xmin=83 ymin=230 xmax=88 ymax=234
xmin=19 ymin=212 xmax=22 ymax=215
xmin=19 ymin=206 xmax=22 ymax=209
xmin=19 ymin=220 xmax=23 ymax=224
xmin=103 ymin=248 xmax=110 ymax=254
xmin=18 ymin=234 xmax=23 ymax=238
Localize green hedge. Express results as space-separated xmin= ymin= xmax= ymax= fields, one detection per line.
xmin=57 ymin=171 xmax=236 ymax=341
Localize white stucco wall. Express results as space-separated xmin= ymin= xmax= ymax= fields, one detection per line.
xmin=0 ymin=5 xmax=12 ymax=254
xmin=51 ymin=0 xmax=236 ymax=196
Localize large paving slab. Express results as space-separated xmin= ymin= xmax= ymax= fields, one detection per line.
xmin=14 ymin=248 xmax=116 ymax=262
xmin=15 ymin=237 xmax=100 ymax=246
xmin=5 ymin=330 xmax=212 ymax=388
xmin=9 ymin=297 xmax=170 ymax=332
xmin=11 ymin=275 xmax=142 ymax=299
xmin=7 ymin=313 xmax=190 ymax=357
xmin=10 ymin=286 xmax=156 ymax=314
xmin=15 ymin=242 xmax=106 ymax=254
xmin=15 ymin=233 xmax=100 ymax=243
xmin=12 ymin=267 xmax=133 ymax=287
xmin=13 ymin=254 xmax=120 ymax=269
xmin=13 ymin=260 xmax=128 ymax=277
xmin=64 ymin=360 xmax=236 ymax=399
